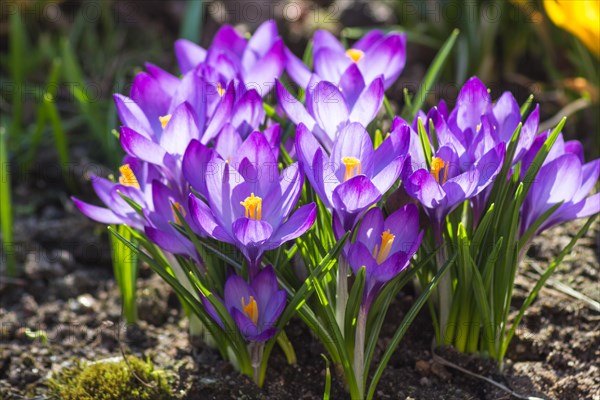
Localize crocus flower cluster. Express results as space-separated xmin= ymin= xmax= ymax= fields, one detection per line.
xmin=75 ymin=21 xmax=598 ymax=392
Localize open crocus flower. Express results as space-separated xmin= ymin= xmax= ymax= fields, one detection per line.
xmin=175 ymin=20 xmax=285 ymax=95
xmin=204 ymin=266 xmax=286 ymax=342
xmin=286 ymin=29 xmax=406 ymax=90
xmin=188 ymin=132 xmax=316 ymax=276
xmin=72 ymin=156 xmax=158 ymax=230
xmin=405 ymin=143 xmax=505 ymax=237
xmin=520 ymin=133 xmax=600 ymax=236
xmin=182 ymin=123 xmax=281 ymax=198
xmin=347 ymin=206 xmax=423 ymax=309
xmin=277 ymin=75 xmax=384 ymax=150
xmin=295 ymin=122 xmax=408 ymax=237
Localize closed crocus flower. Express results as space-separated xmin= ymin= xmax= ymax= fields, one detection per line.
xmin=520 ymin=133 xmax=600 ymax=236
xmin=544 ymin=0 xmax=600 ymax=56
xmin=347 ymin=206 xmax=423 ymax=308
xmin=175 ymin=20 xmax=285 ymax=94
xmin=286 ymin=29 xmax=406 ymax=89
xmin=72 ymin=156 xmax=158 ymax=230
xmin=276 ymin=75 xmax=384 ymax=150
xmin=204 ymin=266 xmax=286 ymax=342
xmin=295 ymin=122 xmax=408 ymax=237
xmin=188 ymin=132 xmax=316 ymax=276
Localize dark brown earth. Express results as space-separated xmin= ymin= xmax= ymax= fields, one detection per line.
xmin=1 ymin=152 xmax=598 ymax=399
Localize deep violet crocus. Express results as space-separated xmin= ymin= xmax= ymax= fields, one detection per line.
xmin=175 ymin=20 xmax=285 ymax=96
xmin=188 ymin=132 xmax=316 ymax=277
xmin=204 ymin=266 xmax=286 ymax=342
xmin=277 ymin=75 xmax=384 ymax=150
xmin=295 ymin=121 xmax=408 ymax=237
xmin=520 ymin=132 xmax=600 ymax=237
xmin=285 ymin=29 xmax=406 ymax=90
xmin=347 ymin=205 xmax=423 ymax=308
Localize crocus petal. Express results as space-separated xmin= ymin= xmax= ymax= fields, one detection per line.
xmin=202 ymin=86 xmax=234 ymax=144
xmin=375 ymin=252 xmax=410 ymax=283
xmin=332 ymin=175 xmax=381 ymax=216
xmin=175 ymin=39 xmax=207 ymax=74
xmin=120 ymin=127 xmax=167 ymax=166
xmin=371 ymin=156 xmax=404 ymax=194
xmin=205 ymin=157 xmax=239 ymax=229
xmin=212 ymin=25 xmax=247 ymax=55
xmin=385 ymin=204 xmax=420 ymax=254
xmin=245 ymin=39 xmax=285 ymax=93
xmin=167 ymin=71 xmax=207 ymax=130
xmin=145 ymin=63 xmax=179 ymax=96
xmin=311 ymin=81 xmax=349 ymax=141
xmin=313 ymin=29 xmax=346 ymax=53
xmin=514 ymin=105 xmax=539 ymax=162
xmin=243 ymin=20 xmax=279 ymax=69
xmin=347 ymin=242 xmax=377 ymax=276
xmin=359 ymin=33 xmax=406 ymax=89
xmin=276 ymin=81 xmax=317 ymax=132
xmin=130 ymin=72 xmax=170 ymax=136
xmin=267 ymin=203 xmax=316 ymax=248
xmin=236 ymin=132 xmax=279 ymax=194
xmin=314 ymin=48 xmax=352 ymax=84
xmin=353 ymin=30 xmax=385 ymax=51
xmin=160 ymin=102 xmax=200 ymax=156
xmin=285 ymin=47 xmax=311 ymax=88
xmin=355 ymin=207 xmax=384 ymax=251
xmin=231 ymin=89 xmax=265 ymax=137
xmin=188 ymin=193 xmax=233 ymax=242
xmin=493 ymin=92 xmax=521 ymax=142
xmin=448 ymin=76 xmax=491 ymax=137
xmin=232 ymin=218 xmax=273 ymax=247
xmin=251 ymin=265 xmax=277 ymax=314
xmin=113 ymin=94 xmax=153 ymax=139
xmin=348 ymin=76 xmax=384 ymax=127
xmin=263 ymin=163 xmax=304 ymax=226
xmin=224 ymin=275 xmax=255 ymax=313
xmin=213 ymin=124 xmax=243 ymax=162
xmin=182 ymin=139 xmax=214 ymax=196
xmin=338 ymin=64 xmax=366 ymax=109
xmin=573 ymin=159 xmax=600 ymax=203
xmin=72 ymin=197 xmax=123 ymax=225
xmin=145 ymin=226 xmax=197 ymax=260
xmin=331 ymin=122 xmax=374 ymax=180
xmin=406 ymin=169 xmax=445 ymax=209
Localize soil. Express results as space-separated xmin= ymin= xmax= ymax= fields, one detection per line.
xmin=1 ymin=147 xmax=599 ymax=400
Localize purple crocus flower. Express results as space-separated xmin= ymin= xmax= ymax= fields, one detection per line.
xmin=182 ymin=123 xmax=281 ymax=198
xmin=188 ymin=132 xmax=317 ymax=276
xmin=404 ymin=143 xmax=505 ymax=238
xmin=72 ymin=156 xmax=158 ymax=230
xmin=277 ymin=76 xmax=384 ymax=150
xmin=204 ymin=266 xmax=286 ymax=342
xmin=175 ymin=20 xmax=285 ymax=96
xmin=347 ymin=205 xmax=423 ymax=308
xmin=286 ymin=29 xmax=406 ymax=90
xmin=520 ymin=133 xmax=600 ymax=236
xmin=295 ymin=121 xmax=408 ymax=237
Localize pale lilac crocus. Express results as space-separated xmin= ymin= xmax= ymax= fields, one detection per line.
xmin=286 ymin=29 xmax=406 ymax=90
xmin=295 ymin=121 xmax=408 ymax=237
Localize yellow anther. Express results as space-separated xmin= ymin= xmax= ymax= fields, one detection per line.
xmin=346 ymin=48 xmax=365 ymax=63
xmin=476 ymin=123 xmax=482 ymax=133
xmin=216 ymin=82 xmax=225 ymax=97
xmin=372 ymin=229 xmax=396 ymax=264
xmin=159 ymin=114 xmax=172 ymax=129
xmin=430 ymin=157 xmax=449 ymax=185
xmin=241 ymin=296 xmax=258 ymax=325
xmin=172 ymin=202 xmax=186 ymax=225
xmin=342 ymin=156 xmax=361 ymax=182
xmin=118 ymin=164 xmax=140 ymax=189
xmin=240 ymin=193 xmax=262 ymax=220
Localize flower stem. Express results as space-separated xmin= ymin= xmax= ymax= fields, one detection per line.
xmin=249 ymin=341 xmax=265 ymax=386
xmin=435 ymin=238 xmax=452 ymax=344
xmin=336 ymin=256 xmax=349 ymax=333
xmin=353 ymin=304 xmax=368 ymax=399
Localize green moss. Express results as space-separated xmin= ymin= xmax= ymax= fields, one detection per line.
xmin=47 ymin=356 xmax=174 ymax=400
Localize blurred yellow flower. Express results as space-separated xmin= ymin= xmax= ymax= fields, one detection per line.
xmin=544 ymin=0 xmax=600 ymax=56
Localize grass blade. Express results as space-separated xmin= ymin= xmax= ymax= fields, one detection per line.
xmin=0 ymin=126 xmax=16 ymax=276
xmin=180 ymin=0 xmax=204 ymax=42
